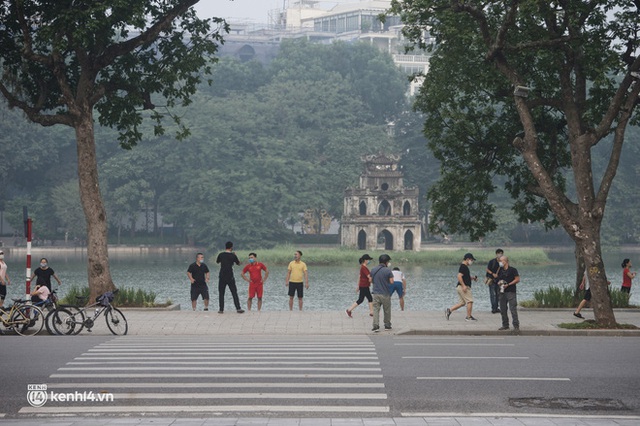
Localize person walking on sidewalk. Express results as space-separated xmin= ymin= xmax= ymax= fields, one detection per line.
xmin=346 ymin=254 xmax=374 ymax=317
xmin=485 ymin=249 xmax=503 ymax=313
xmin=215 ymin=241 xmax=245 ymax=314
xmin=621 ymin=258 xmax=636 ymax=294
xmin=285 ymin=250 xmax=309 ymax=311
xmin=187 ymin=252 xmax=210 ymax=311
xmin=241 ymin=252 xmax=269 ymax=311
xmin=370 ymin=254 xmax=394 ymax=332
xmin=573 ymin=270 xmax=611 ymax=319
xmin=445 ymin=253 xmax=478 ymax=322
xmin=497 ymin=255 xmax=520 ymax=331
xmin=391 ymin=267 xmax=407 ymax=311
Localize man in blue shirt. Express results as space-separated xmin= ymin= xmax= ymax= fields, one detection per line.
xmin=370 ymin=254 xmax=394 ymax=332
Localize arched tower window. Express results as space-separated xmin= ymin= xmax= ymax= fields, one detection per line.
xmin=377 ymin=229 xmax=394 ymax=250
xmin=404 ymin=230 xmax=414 ymax=250
xmin=378 ymin=200 xmax=391 ymax=216
xmin=358 ymin=230 xmax=367 ymax=250
xmin=403 ymin=201 xmax=411 ymax=216
xmin=359 ymin=201 xmax=367 ymax=215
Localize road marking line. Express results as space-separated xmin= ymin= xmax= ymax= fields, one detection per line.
xmin=19 ymin=405 xmax=390 ymax=414
xmin=403 ymin=356 xmax=528 ymax=360
xmin=401 ymin=412 xmax=640 ymax=419
xmin=395 ymin=343 xmax=515 ymax=346
xmin=51 ymin=373 xmax=384 ymax=379
xmin=58 ymin=366 xmax=381 ymax=372
xmin=47 ymin=382 xmax=386 ymax=389
xmin=74 ymin=356 xmax=380 ymax=361
xmin=417 ymin=377 xmax=570 ymax=381
xmin=67 ymin=361 xmax=380 ymax=365
xmin=97 ymin=342 xmax=375 ymax=349
xmin=394 ymin=336 xmax=506 ymax=340
xmin=85 ymin=351 xmax=376 ymax=354
xmin=108 ymin=392 xmax=387 ymax=400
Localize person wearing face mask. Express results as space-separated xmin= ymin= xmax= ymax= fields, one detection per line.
xmin=485 ymin=249 xmax=504 ymax=314
xmin=346 ymin=254 xmax=374 ymax=318
xmin=241 ymin=253 xmax=269 ymax=311
xmin=370 ymin=254 xmax=394 ymax=332
xmin=497 ymin=255 xmax=520 ymax=331
xmin=0 ymin=250 xmax=11 ymax=308
xmin=30 ymin=258 xmax=62 ymax=292
xmin=445 ymin=253 xmax=478 ymax=321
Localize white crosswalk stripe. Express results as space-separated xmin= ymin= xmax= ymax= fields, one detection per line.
xmin=19 ymin=336 xmax=388 ymax=415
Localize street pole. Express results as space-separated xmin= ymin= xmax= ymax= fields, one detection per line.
xmin=23 ymin=207 xmax=32 ymax=300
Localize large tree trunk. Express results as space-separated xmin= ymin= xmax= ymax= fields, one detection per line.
xmin=75 ymin=112 xmax=115 ymax=302
xmin=576 ymin=227 xmax=616 ymax=327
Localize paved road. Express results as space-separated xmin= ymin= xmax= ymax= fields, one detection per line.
xmin=1 ymin=334 xmax=639 ymax=420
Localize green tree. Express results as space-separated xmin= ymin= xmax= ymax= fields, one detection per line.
xmin=0 ymin=0 xmax=227 ymax=300
xmin=270 ymin=39 xmax=408 ymax=122
xmin=51 ymin=180 xmax=86 ymax=241
xmin=390 ymin=0 xmax=640 ymax=326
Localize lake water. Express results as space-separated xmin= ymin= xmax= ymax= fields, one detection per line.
xmin=10 ymin=249 xmax=639 ymax=311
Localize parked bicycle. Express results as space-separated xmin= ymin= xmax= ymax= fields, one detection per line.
xmin=0 ymin=299 xmax=45 ymax=336
xmin=52 ymin=289 xmax=128 ymax=335
xmin=29 ymin=288 xmax=83 ymax=335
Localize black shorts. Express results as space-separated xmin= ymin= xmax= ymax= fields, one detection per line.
xmin=190 ymin=283 xmax=209 ymax=301
xmin=0 ymin=284 xmax=6 ymax=299
xmin=356 ymin=287 xmax=373 ymax=305
xmin=621 ymin=286 xmax=631 ymax=294
xmin=583 ymin=289 xmax=592 ymax=301
xmin=288 ymin=282 xmax=304 ymax=298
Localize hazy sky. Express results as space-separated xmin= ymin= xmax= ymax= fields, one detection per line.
xmin=193 ymin=0 xmax=284 ymax=23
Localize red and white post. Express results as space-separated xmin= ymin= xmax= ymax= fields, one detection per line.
xmin=24 ymin=208 xmax=32 ymax=300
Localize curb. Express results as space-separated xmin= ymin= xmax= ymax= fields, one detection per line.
xmin=118 ymin=304 xmax=181 ymax=311
xmin=398 ymin=329 xmax=640 ymax=337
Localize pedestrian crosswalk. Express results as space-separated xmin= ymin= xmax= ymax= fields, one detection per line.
xmin=19 ymin=336 xmax=388 ymax=415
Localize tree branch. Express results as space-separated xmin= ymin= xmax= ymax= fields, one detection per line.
xmin=593 ymin=57 xmax=640 ymax=140
xmin=594 ymin=77 xmax=640 ymax=212
xmin=94 ymin=0 xmax=201 ymax=70
xmin=12 ymin=0 xmax=53 ymax=67
xmin=0 ymin=82 xmax=73 ymax=127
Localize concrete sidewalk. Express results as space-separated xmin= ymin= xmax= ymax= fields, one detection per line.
xmin=2 ymin=415 xmax=640 ymax=426
xmin=107 ymin=308 xmax=640 ymax=336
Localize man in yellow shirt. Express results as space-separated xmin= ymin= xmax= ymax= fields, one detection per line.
xmin=285 ymin=250 xmax=309 ymax=311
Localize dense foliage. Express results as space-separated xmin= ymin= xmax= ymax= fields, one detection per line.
xmin=2 ymin=35 xmax=639 ymax=249
xmin=390 ymin=0 xmax=640 ymax=325
xmin=1 ymin=40 xmax=420 ymax=248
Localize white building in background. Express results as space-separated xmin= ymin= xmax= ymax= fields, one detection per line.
xmin=222 ymin=0 xmax=430 ymax=95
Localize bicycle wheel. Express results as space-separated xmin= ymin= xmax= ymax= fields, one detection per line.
xmin=11 ymin=305 xmax=45 ymax=336
xmin=60 ymin=305 xmax=85 ymax=335
xmin=52 ymin=307 xmax=84 ymax=335
xmin=105 ymin=307 xmax=128 ymax=335
xmin=47 ymin=307 xmax=76 ymax=335
xmin=44 ymin=308 xmax=58 ymax=335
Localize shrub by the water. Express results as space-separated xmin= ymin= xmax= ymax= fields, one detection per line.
xmin=60 ymin=285 xmax=163 ymax=307
xmin=520 ymin=286 xmax=633 ymax=308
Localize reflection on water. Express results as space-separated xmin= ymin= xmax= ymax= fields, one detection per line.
xmin=8 ymin=249 xmax=639 ymax=311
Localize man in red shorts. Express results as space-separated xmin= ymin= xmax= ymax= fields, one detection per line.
xmin=241 ymin=252 xmax=269 ymax=311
